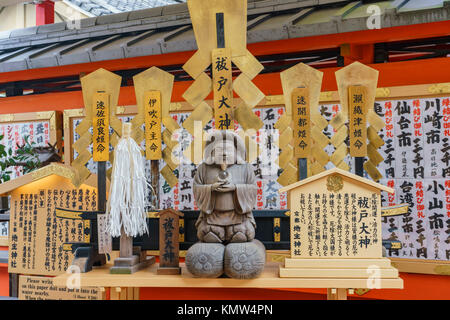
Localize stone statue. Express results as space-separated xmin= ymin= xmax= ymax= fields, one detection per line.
xmin=185 ymin=131 xmax=266 ymax=279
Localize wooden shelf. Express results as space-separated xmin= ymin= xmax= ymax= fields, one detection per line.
xmin=52 ymin=262 xmax=403 ymax=289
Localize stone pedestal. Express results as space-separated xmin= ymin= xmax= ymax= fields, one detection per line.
xmin=185 ymin=242 xmax=225 ymax=278
xmin=224 ymin=240 xmax=266 ymax=279
xmin=186 ymin=240 xmax=266 ymax=279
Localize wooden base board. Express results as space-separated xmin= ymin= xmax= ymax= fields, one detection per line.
xmin=52 ymin=262 xmax=403 ymax=289
xmin=279 ymin=266 xmax=399 ymax=279
xmin=110 ymin=256 xmax=156 ymax=275
xmin=157 ymin=266 xmax=182 ymax=275
xmin=267 ymin=251 xmax=450 ymax=276
xmin=113 ymin=256 xmax=140 ymax=267
xmin=284 ymin=258 xmax=392 ymax=269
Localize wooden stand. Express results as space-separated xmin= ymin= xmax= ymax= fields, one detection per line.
xmin=279 ymin=257 xmax=400 ymax=300
xmin=110 ymin=251 xmax=155 ymax=274
xmin=110 ymin=227 xmax=155 ymax=274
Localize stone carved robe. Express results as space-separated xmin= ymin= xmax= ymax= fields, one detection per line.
xmin=193 ymin=162 xmax=257 ymax=228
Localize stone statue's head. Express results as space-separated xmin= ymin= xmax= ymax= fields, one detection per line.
xmin=203 ymin=131 xmax=246 ymax=165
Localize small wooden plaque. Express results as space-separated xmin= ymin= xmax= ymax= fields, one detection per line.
xmin=156 ymin=209 xmax=183 ymax=274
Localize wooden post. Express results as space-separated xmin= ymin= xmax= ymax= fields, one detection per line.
xmin=119 ymin=228 xmax=133 ymax=258
xmin=98 ymin=161 xmax=106 ymax=213
xmin=355 ymin=157 xmax=365 ymax=177
xmin=151 ymin=160 xmax=159 ymax=210
xmin=93 ymin=91 xmax=108 ymax=267
xmin=110 ymin=287 xmax=120 ymax=300
xmin=156 ymin=208 xmax=183 ymax=275
xmin=216 ymin=12 xmax=225 ymax=49
xmin=0 ymin=196 xmax=8 ymax=212
xmin=96 ymin=159 xmax=107 ymax=257
xmin=9 ymin=273 xmax=18 ymax=298
xmin=327 ymin=288 xmax=348 ymax=300
xmin=336 ymin=288 xmax=348 ymax=300
xmin=298 ymin=158 xmax=307 ymax=181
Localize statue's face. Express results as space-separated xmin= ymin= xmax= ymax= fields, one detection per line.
xmin=203 ymin=131 xmax=246 ymax=165
xmin=212 ymin=141 xmax=236 ymax=165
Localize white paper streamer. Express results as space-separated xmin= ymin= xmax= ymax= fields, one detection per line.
xmin=106 ymin=135 xmax=149 ymax=237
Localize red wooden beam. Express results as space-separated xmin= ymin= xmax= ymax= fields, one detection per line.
xmin=0 ymin=20 xmax=449 ymax=85
xmin=36 ymin=0 xmax=55 ymax=26
xmin=340 ymin=43 xmax=374 ymax=65
xmin=1 ymin=57 xmax=449 ymax=115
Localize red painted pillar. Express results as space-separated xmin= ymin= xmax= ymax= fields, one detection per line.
xmin=36 ymin=0 xmax=55 ymax=26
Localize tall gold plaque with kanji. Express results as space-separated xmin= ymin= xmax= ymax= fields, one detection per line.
xmin=277 ymin=63 xmax=324 ymax=186
xmin=335 ymin=62 xmax=383 ymax=181
xmin=348 ymin=85 xmax=368 ymax=157
xmin=182 ymin=0 xmax=265 ymax=163
xmin=212 ymin=48 xmax=234 ymax=130
xmin=144 ymin=91 xmax=162 ymax=160
xmin=132 ymin=67 xmax=177 ymax=187
xmin=71 ymin=68 xmax=122 ymax=188
xmin=92 ymin=92 xmax=110 ymax=162
xmin=292 ymin=88 xmax=311 ymax=158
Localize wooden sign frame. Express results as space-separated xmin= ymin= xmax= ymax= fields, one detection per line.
xmin=0 ymin=111 xmax=63 ymax=247
xmin=0 ymin=110 xmax=63 ymax=157
xmin=19 ymin=275 xmax=104 ymax=300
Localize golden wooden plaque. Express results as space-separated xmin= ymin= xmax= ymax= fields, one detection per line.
xmin=212 ymin=48 xmax=234 ymax=130
xmin=144 ymin=91 xmax=162 ymax=160
xmin=183 ymin=0 xmax=247 ymax=78
xmin=92 ymin=92 xmax=110 ymax=162
xmin=348 ymin=85 xmax=368 ymax=157
xmin=292 ymin=88 xmax=311 ymax=158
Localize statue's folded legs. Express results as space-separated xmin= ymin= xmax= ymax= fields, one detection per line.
xmin=185 ymin=131 xmax=266 ymax=279
xmin=196 ymin=213 xmax=256 ymax=243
